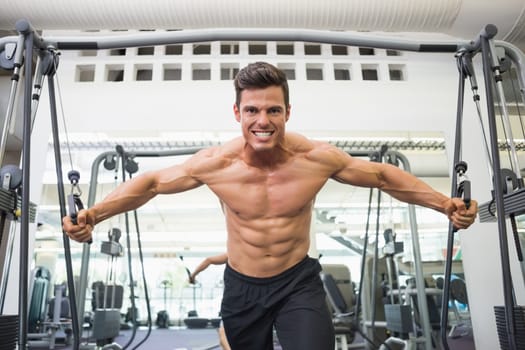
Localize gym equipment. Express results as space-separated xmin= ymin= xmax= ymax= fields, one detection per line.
xmin=0 ymin=314 xmax=19 ymax=350
xmin=5 ymin=21 xmax=525 ymax=350
xmin=210 ymin=317 xmax=221 ymax=328
xmin=0 ymin=164 xmax=36 ymax=314
xmin=355 ymin=149 xmax=437 ymax=350
xmin=381 ymin=229 xmax=420 ymax=348
xmin=439 ymin=42 xmax=474 ymax=350
xmin=155 ymin=280 xmax=171 ymax=329
xmin=89 ymin=227 xmax=124 ymax=348
xmin=27 ymin=283 xmax=73 ymax=349
xmin=27 ymin=266 xmax=51 ymax=334
xmin=448 ymin=277 xmax=472 ymax=338
xmin=320 ymin=264 xmax=363 ymax=349
xmin=183 ymin=283 xmax=209 ymax=329
xmin=447 ymin=25 xmax=525 ymax=350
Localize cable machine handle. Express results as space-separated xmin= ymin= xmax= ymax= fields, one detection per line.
xmin=67 ymin=170 xmax=92 ymax=244
xmin=67 ymin=193 xmax=92 ymax=244
xmin=67 ymin=193 xmax=83 ymax=225
xmin=455 ymin=161 xmax=471 ymax=209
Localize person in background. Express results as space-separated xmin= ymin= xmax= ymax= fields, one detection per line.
xmin=189 ymin=253 xmax=230 ymax=350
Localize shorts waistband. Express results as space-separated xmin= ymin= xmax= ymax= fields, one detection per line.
xmin=225 ymin=255 xmax=314 ymax=285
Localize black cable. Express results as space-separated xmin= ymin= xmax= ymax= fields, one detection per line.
xmin=507 ymin=68 xmax=525 ymax=142
xmin=118 ymin=147 xmax=139 ymax=350
xmin=354 ymin=186 xmax=374 ymax=326
xmin=351 ymin=151 xmax=394 ymax=350
xmin=129 ymin=172 xmax=153 ymax=350
xmin=47 ymin=59 xmax=81 ymax=350
xmin=354 ymin=150 xmax=383 ymax=326
xmin=369 ymin=189 xmax=382 ymax=331
xmin=352 ymin=187 xmax=392 ymax=350
xmin=440 ymin=51 xmax=467 ymax=350
xmin=493 ymin=76 xmax=515 ymax=173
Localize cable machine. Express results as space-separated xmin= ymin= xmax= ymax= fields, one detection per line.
xmin=1 ymin=20 xmax=525 ymax=350
xmin=80 ymin=147 xmax=202 ymax=350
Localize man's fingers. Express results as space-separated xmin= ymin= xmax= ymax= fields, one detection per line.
xmin=62 ymin=213 xmax=93 ymax=243
xmin=66 ymin=227 xmax=92 ymax=243
xmin=77 ymin=209 xmax=89 ymax=226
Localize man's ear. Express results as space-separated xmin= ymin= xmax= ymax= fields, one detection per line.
xmin=233 ymin=103 xmax=241 ymax=122
xmin=285 ymin=104 xmax=291 ymax=122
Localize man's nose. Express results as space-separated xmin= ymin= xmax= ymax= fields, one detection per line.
xmin=257 ymin=112 xmax=270 ymax=125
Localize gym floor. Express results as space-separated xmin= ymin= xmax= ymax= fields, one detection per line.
xmin=26 ymin=324 xmax=475 ymax=350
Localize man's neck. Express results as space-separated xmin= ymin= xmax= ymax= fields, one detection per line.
xmin=242 ymin=143 xmax=290 ymax=170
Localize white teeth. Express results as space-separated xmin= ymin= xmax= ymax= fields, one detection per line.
xmin=254 ymin=131 xmax=272 ymax=137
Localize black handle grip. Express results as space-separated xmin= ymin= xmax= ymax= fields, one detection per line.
xmin=453 ymin=179 xmax=471 ymax=233
xmin=67 ymin=193 xmax=91 ymax=244
xmin=458 ymin=180 xmax=471 ymax=210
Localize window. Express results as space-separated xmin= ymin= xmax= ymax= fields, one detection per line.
xmin=193 ymin=44 xmax=211 ymax=55
xmin=277 ymin=43 xmax=294 ymax=55
xmin=138 ymin=46 xmax=155 ymax=55
xmin=306 ymin=64 xmax=323 ymax=80
xmin=304 ymin=44 xmax=321 ymax=55
xmin=248 ymin=42 xmax=267 ymax=55
xmin=192 ymin=64 xmax=211 ymax=80
xmin=109 ymin=48 xmax=126 ymax=56
xmin=163 ymin=64 xmax=182 ymax=81
xmin=165 ymin=45 xmax=183 ymax=55
xmin=220 ymin=42 xmax=239 ymax=54
xmin=220 ymin=63 xmax=239 ymax=80
xmin=386 ymin=49 xmax=401 ymax=56
xmin=75 ymin=65 xmax=95 ymax=82
xmin=331 ymin=45 xmax=348 ymax=56
xmin=135 ymin=65 xmax=153 ymax=81
xmin=277 ymin=63 xmax=295 ymax=80
xmin=361 ymin=64 xmax=378 ymax=80
xmin=389 ymin=64 xmax=405 ymax=81
xmin=359 ymin=47 xmax=375 ymax=56
xmin=106 ymin=65 xmax=124 ymax=82
xmin=334 ymin=64 xmax=351 ymax=80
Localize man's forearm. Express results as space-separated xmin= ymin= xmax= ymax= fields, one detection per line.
xmin=90 ymin=175 xmax=157 ymax=225
xmin=380 ymin=166 xmax=451 ymax=213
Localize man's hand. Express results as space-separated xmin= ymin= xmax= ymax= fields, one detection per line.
xmin=62 ymin=208 xmax=95 ymax=243
xmin=189 ymin=275 xmax=196 ymax=284
xmin=445 ymin=197 xmax=478 ymax=230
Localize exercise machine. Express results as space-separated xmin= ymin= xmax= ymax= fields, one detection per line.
xmin=2 ymin=20 xmax=525 ymax=349
xmin=27 ymin=283 xmax=73 ymax=349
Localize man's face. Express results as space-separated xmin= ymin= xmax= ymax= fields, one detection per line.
xmin=234 ymin=86 xmax=290 ymax=152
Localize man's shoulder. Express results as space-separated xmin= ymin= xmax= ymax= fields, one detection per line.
xmin=196 ymin=137 xmax=242 ymax=158
xmin=189 ymin=138 xmax=242 ymax=173
xmin=286 ymin=133 xmax=348 ymax=170
xmin=285 ymin=132 xmax=334 ymax=153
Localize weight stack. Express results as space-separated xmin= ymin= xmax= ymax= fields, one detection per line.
xmin=494 ymin=305 xmax=525 ymax=350
xmin=0 ymin=314 xmax=19 ymax=350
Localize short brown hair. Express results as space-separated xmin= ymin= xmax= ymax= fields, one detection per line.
xmin=234 ymin=62 xmax=289 ymax=108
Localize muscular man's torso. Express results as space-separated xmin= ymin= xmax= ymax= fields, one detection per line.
xmin=194 ymin=136 xmax=338 ymax=277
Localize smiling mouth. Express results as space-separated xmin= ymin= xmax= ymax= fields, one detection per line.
xmin=252 ymin=131 xmax=274 ymax=137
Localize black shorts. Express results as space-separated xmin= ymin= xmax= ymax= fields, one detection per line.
xmin=221 ymin=256 xmax=335 ymax=350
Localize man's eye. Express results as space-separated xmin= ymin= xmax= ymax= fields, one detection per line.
xmin=269 ymin=108 xmax=281 ymax=115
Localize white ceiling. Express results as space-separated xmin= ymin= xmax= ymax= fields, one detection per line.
xmin=1 ymin=0 xmax=524 ymax=50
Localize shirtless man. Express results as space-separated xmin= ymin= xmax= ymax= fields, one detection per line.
xmin=63 ymin=61 xmax=478 ymax=350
